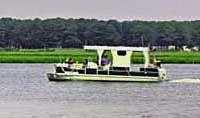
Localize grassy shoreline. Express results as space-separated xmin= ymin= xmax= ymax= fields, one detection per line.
xmin=0 ymin=48 xmax=199 ymax=64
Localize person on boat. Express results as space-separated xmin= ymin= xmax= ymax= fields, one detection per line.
xmin=66 ymin=57 xmax=74 ymax=67
xmin=150 ymin=57 xmax=161 ymax=68
xmin=101 ymin=55 xmax=110 ymax=66
xmin=83 ymin=57 xmax=89 ymax=68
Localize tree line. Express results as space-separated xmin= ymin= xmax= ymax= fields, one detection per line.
xmin=0 ymin=17 xmax=200 ymax=49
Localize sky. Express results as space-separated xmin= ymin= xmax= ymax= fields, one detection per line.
xmin=0 ymin=0 xmax=199 ymax=21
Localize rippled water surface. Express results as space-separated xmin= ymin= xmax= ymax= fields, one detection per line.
xmin=0 ymin=64 xmax=200 ymax=118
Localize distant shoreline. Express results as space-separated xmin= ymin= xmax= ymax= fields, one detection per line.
xmin=0 ymin=48 xmax=199 ymax=64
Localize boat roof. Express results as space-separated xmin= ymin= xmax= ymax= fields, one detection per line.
xmin=84 ymin=46 xmax=149 ymax=51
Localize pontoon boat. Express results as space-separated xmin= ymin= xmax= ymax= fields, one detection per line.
xmin=47 ymin=46 xmax=166 ymax=82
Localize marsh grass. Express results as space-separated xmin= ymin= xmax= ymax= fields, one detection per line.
xmin=0 ymin=48 xmax=199 ymax=63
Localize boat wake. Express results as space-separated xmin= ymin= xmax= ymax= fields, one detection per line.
xmin=169 ymin=79 xmax=200 ymax=83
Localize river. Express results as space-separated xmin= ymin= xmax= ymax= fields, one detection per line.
xmin=0 ymin=64 xmax=200 ymax=118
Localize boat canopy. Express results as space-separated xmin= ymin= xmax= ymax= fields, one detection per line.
xmin=84 ymin=46 xmax=149 ymax=51
xmin=84 ymin=46 xmax=150 ymax=68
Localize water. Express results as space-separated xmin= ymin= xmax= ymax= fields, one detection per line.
xmin=0 ymin=64 xmax=200 ymax=118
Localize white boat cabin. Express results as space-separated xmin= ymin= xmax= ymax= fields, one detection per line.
xmin=84 ymin=46 xmax=150 ymax=70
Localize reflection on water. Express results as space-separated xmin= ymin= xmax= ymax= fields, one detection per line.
xmin=0 ymin=64 xmax=200 ymax=118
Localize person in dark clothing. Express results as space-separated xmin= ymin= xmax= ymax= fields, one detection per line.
xmin=84 ymin=57 xmax=89 ymax=68
xmin=66 ymin=57 xmax=73 ymax=67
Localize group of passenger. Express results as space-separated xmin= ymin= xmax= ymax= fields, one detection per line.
xmin=65 ymin=54 xmax=161 ymax=69
xmin=65 ymin=55 xmax=110 ymax=68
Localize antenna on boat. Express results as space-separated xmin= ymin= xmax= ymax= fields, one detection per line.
xmin=141 ymin=35 xmax=144 ymax=47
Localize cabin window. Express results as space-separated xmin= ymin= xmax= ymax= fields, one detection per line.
xmin=117 ymin=51 xmax=126 ymax=56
